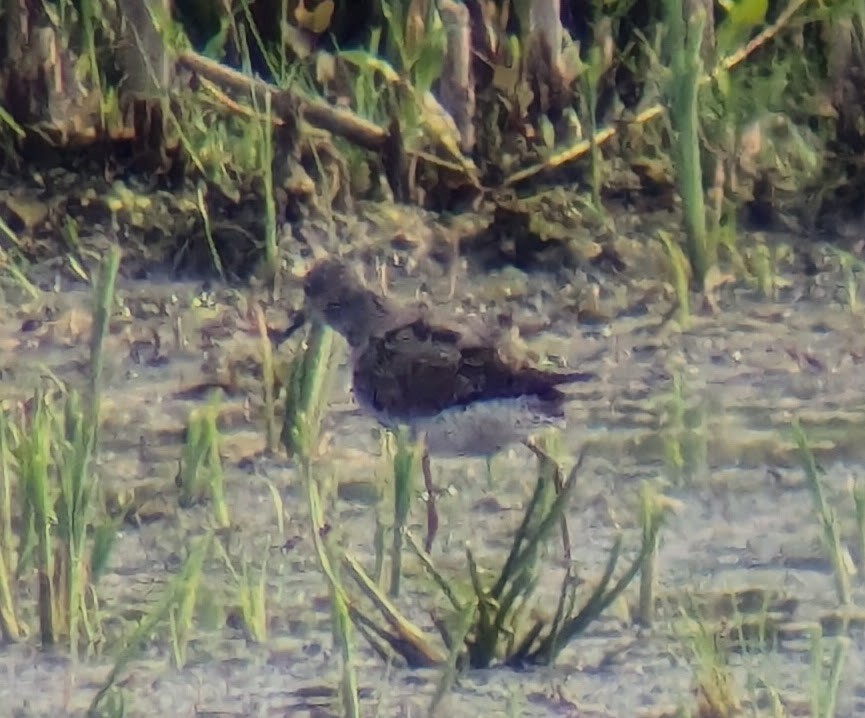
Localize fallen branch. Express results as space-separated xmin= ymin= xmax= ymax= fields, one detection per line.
xmin=175 ymin=50 xmax=388 ymax=151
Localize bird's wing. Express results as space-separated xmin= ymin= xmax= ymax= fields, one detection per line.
xmin=351 ymin=315 xmax=510 ymax=417
xmin=352 ymin=313 xmax=569 ymax=419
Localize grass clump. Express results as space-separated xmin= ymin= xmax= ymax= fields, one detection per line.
xmin=674 ymin=603 xmax=849 ymax=718
xmin=341 ymin=0 xmax=446 ymax=129
xmin=88 ymin=533 xmax=213 ymax=716
xmin=215 ymin=539 xmax=270 ymax=644
xmin=0 ymin=247 xmax=120 ymax=653
xmin=679 ymin=614 xmax=742 ymax=718
xmin=655 ymin=373 xmax=708 ymax=484
xmin=177 ymin=393 xmax=229 ymax=529
xmin=460 ymin=449 xmax=669 ymax=668
xmin=793 ymin=422 xmax=852 ymax=607
xmin=300 ymin=440 xmax=667 ymax=675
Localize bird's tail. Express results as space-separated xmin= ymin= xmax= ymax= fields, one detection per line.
xmin=554 ymin=370 xmax=596 ymax=385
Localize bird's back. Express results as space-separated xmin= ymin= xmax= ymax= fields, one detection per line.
xmin=352 ymin=316 xmax=592 ymax=421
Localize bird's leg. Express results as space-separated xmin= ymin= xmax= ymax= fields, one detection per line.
xmin=421 ymin=440 xmax=439 ymax=553
xmin=485 ymin=455 xmax=495 ymax=488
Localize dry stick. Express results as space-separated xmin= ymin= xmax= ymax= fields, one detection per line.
xmin=711 ymin=0 xmax=810 ymax=80
xmin=176 ymin=50 xmax=387 ymax=151
xmin=177 ymin=50 xmax=480 ymax=186
xmin=503 ymin=0 xmax=811 ymax=187
xmin=197 ymin=77 xmax=276 ymax=125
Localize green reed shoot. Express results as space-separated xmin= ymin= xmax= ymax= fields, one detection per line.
xmin=832 ymin=248 xmax=863 ymax=314
xmin=528 ymin=523 xmax=663 ymax=665
xmin=0 ymin=409 xmax=22 ymax=641
xmin=286 ymin=322 xmax=357 ymax=716
xmin=639 ymin=488 xmax=680 ymax=629
xmin=78 ymin=0 xmax=105 ymax=127
xmin=215 ymin=540 xmax=269 ymax=643
xmin=466 ymin=451 xmax=583 ymax=667
xmin=194 ymin=183 xmax=226 ymax=281
xmin=390 ymin=426 xmax=417 ymax=598
xmin=308 ymin=473 xmax=360 ymax=718
xmin=659 ymin=372 xmax=686 ymax=478
xmin=379 ymin=0 xmax=445 ymax=95
xmin=239 ymin=0 xmax=281 ymax=280
xmin=664 ymin=0 xmax=712 ymax=290
xmin=259 ymin=473 xmax=286 ymax=536
xmin=61 ymin=245 xmax=120 ymax=656
xmin=658 ymin=230 xmax=691 ymax=326
xmin=253 ymin=303 xmax=278 ymax=453
xmin=60 ymin=217 xmax=89 ymax=283
xmin=0 ymin=248 xmax=39 ymax=300
xmin=793 ymin=421 xmax=852 ymax=606
xmin=654 ymin=372 xmax=708 ymax=486
xmin=15 ymin=390 xmax=57 ymax=645
xmin=428 ymin=600 xmax=475 ymax=715
xmin=168 ymin=535 xmax=209 ymax=669
xmin=404 ymin=530 xmax=462 ymax=611
xmin=638 ymin=483 xmax=660 ymax=627
xmin=178 ymin=394 xmax=229 ymax=528
xmin=373 ymin=516 xmax=387 ymax=587
xmin=59 ymin=390 xmax=117 ymax=653
xmin=315 ymin=450 xmax=663 ymax=670
xmin=237 ymin=556 xmax=269 ymax=643
xmin=90 ymin=247 xmax=121 ymax=391
xmin=0 ymin=216 xmax=40 ymax=299
xmin=583 ymin=42 xmax=604 ymax=212
xmin=258 ymin=90 xmax=278 ymax=283
xmin=9 ymin=247 xmax=120 ymax=652
xmin=853 ymin=478 xmax=865 ymax=577
xmin=809 ymin=631 xmax=848 ymax=718
xmin=527 ymin=434 xmax=571 ymax=559
xmin=281 ymin=322 xmax=337 ymax=461
xmin=752 ymin=242 xmax=775 ymax=299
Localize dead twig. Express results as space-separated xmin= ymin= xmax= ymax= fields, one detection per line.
xmin=176 ymin=50 xmax=388 ymax=151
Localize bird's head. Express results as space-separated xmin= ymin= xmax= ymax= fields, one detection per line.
xmin=303 ymin=258 xmax=383 ymax=346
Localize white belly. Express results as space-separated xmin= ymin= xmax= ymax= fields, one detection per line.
xmin=374 ymin=396 xmax=565 ymax=457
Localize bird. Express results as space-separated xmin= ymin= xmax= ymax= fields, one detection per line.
xmin=301 ymin=257 xmax=594 ymax=548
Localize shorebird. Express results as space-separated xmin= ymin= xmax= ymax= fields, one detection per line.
xmin=302 ymin=257 xmax=593 ymax=548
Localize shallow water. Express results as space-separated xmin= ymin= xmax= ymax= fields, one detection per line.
xmin=3 ymin=240 xmax=865 ymax=717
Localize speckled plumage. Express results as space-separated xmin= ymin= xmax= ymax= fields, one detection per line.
xmin=303 ymin=258 xmax=593 ymax=455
